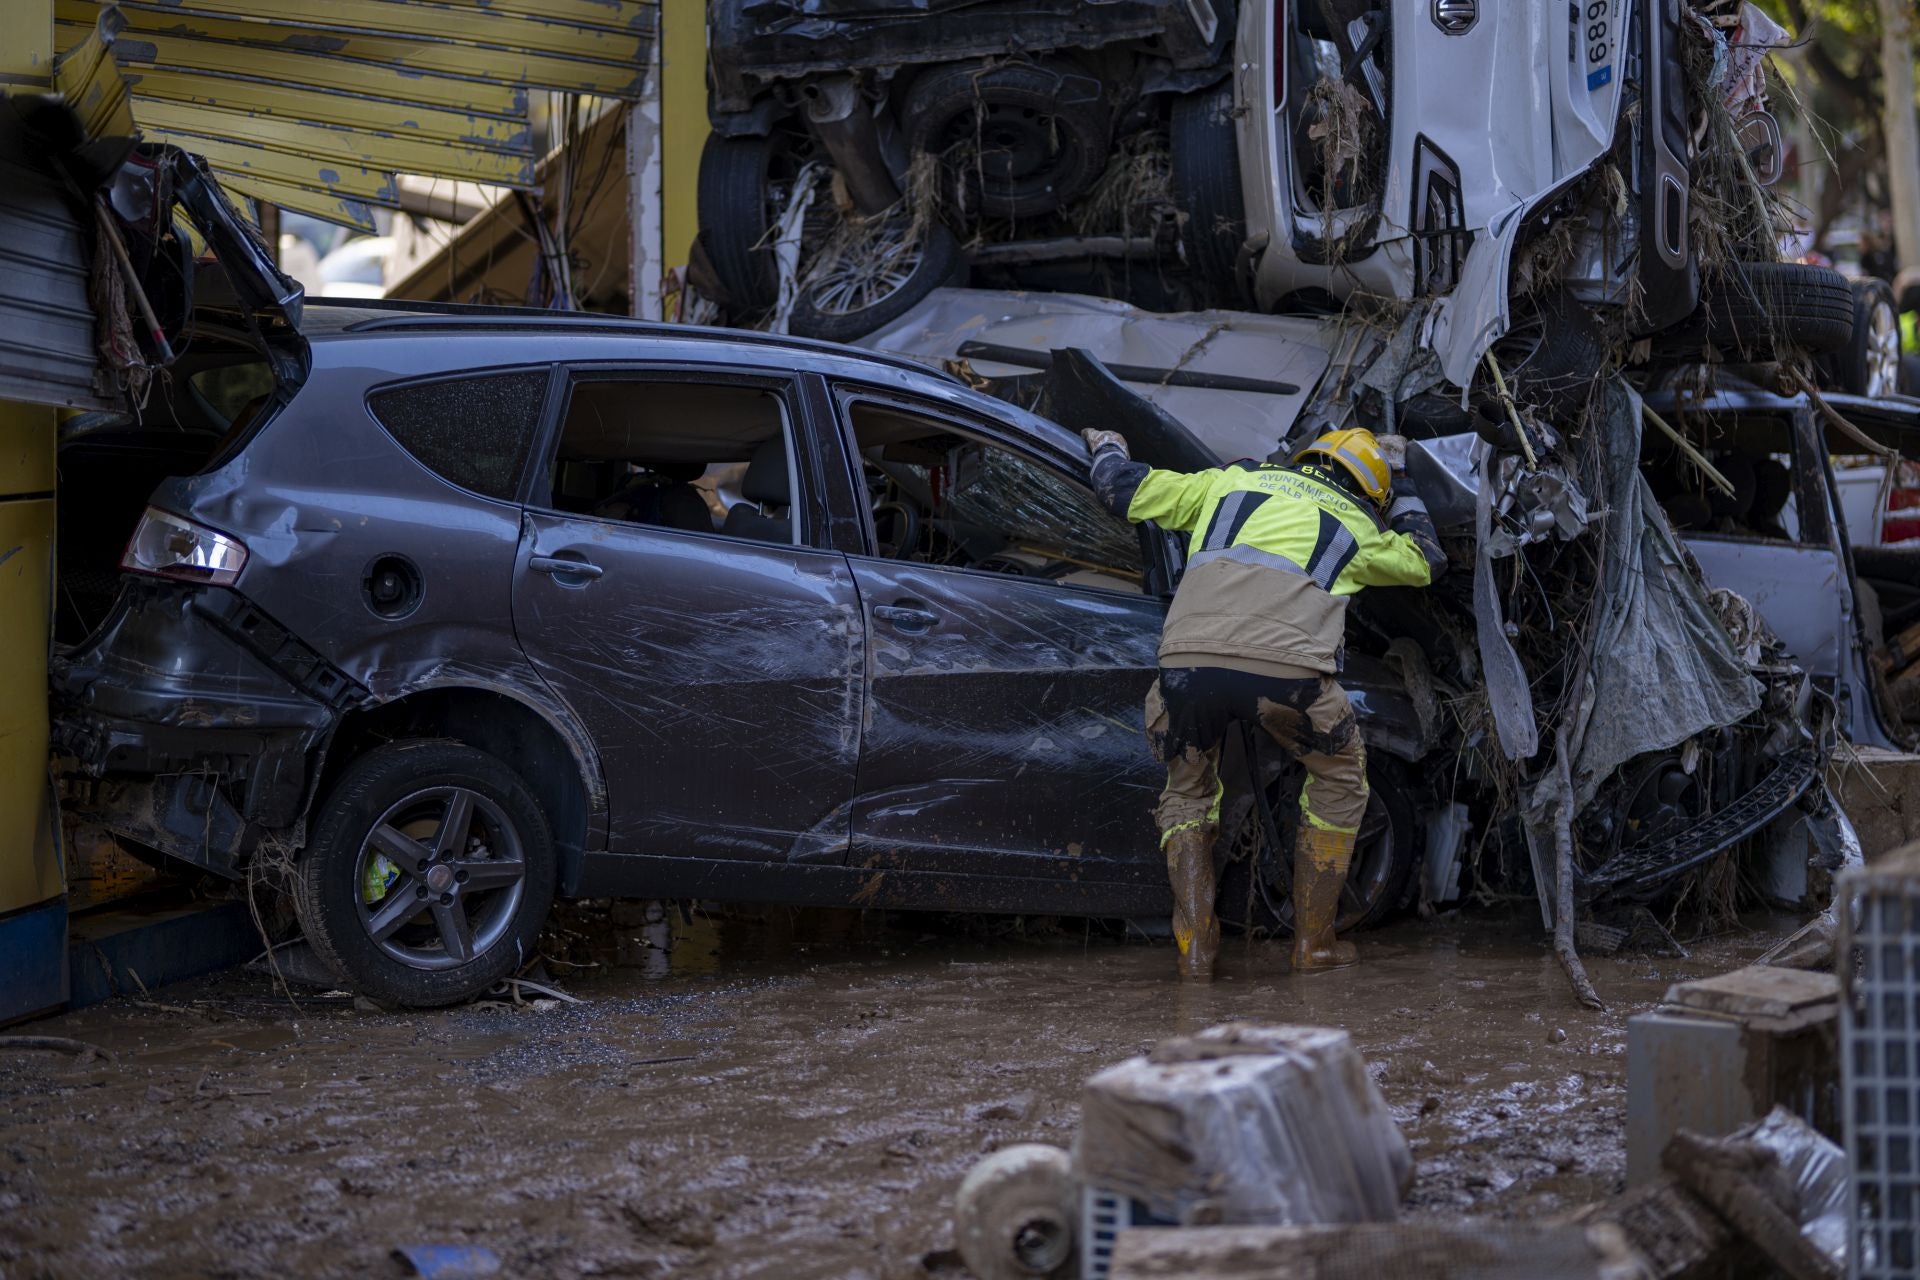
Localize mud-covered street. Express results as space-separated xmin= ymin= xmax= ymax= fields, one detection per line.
xmin=0 ymin=910 xmax=1800 ymax=1279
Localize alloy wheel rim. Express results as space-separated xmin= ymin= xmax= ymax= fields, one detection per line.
xmin=1867 ymin=300 xmax=1900 ymax=399
xmin=354 ymin=785 xmax=527 ymax=971
xmin=803 ymin=215 xmax=926 ymax=316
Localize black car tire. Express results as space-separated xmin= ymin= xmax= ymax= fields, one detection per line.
xmin=904 ymin=60 xmax=1111 ymax=220
xmin=698 ymin=132 xmax=782 ymax=314
xmin=1703 ymin=260 xmax=1855 ymax=358
xmin=1217 ymin=755 xmax=1421 ymax=936
xmin=1902 ymin=355 xmax=1920 ymax=397
xmin=295 ymin=740 xmax=556 ymax=1008
xmin=1170 ymin=84 xmax=1249 ymax=309
xmin=1822 ymin=277 xmax=1902 ymax=398
xmin=1491 ymin=288 xmax=1607 ymax=421
xmin=789 ymin=216 xmax=967 ymax=343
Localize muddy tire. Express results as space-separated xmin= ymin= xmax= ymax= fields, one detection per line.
xmin=789 ymin=214 xmax=966 ymax=343
xmin=904 ymin=59 xmax=1110 ymax=220
xmin=1703 ymin=260 xmax=1855 ymax=359
xmin=698 ymin=133 xmax=783 ymax=314
xmin=1170 ymin=84 xmax=1248 ymax=309
xmin=1217 ymin=755 xmax=1421 ymax=936
xmin=1493 ymin=289 xmax=1607 ymax=420
xmin=295 ymin=740 xmax=555 ymax=1008
xmin=1821 ymin=277 xmax=1902 ymax=398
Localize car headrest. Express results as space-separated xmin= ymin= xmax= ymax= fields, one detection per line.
xmin=741 ymin=436 xmax=790 ymax=507
xmin=646 ymin=460 xmax=708 ymax=484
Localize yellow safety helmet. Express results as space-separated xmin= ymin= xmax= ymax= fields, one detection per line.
xmin=1295 ymin=428 xmax=1391 ymax=506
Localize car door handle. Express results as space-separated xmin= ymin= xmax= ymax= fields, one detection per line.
xmin=529 ymin=554 xmax=604 ymax=581
xmin=874 ymin=603 xmax=938 ymax=633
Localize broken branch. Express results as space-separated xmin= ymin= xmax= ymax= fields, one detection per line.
xmin=1482 ymin=351 xmax=1540 ymax=469
xmin=0 ymin=1035 xmax=115 ymax=1066
xmin=1642 ymin=403 xmax=1737 ymax=498
xmin=1793 ymin=369 xmax=1896 ymax=458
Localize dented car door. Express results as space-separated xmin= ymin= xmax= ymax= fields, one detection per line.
xmin=511 ymin=367 xmax=865 ymax=863
xmin=828 ymin=386 xmax=1167 ymax=886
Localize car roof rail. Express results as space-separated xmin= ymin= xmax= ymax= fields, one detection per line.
xmin=311 ymin=297 xmax=958 ymax=383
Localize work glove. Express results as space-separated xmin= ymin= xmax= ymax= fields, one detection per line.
xmin=1081 ymin=429 xmax=1129 ymax=459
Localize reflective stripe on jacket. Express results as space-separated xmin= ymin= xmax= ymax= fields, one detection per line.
xmin=1110 ymin=459 xmax=1437 ymax=676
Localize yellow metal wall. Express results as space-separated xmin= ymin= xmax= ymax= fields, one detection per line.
xmin=0 ymin=2 xmax=63 ymax=919
xmin=0 ymin=0 xmax=53 ymax=91
xmin=0 ymin=404 xmax=60 ymax=917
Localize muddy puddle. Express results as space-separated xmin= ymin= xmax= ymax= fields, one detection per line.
xmin=0 ymin=906 xmax=1800 ymax=1278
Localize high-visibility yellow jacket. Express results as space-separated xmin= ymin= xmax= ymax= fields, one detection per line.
xmin=1092 ymin=454 xmax=1444 ymax=677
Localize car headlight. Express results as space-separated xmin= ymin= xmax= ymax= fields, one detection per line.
xmin=121 ymin=507 xmax=249 ymax=586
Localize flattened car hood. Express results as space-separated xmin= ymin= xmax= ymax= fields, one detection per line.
xmin=858 ymin=289 xmax=1341 ymax=464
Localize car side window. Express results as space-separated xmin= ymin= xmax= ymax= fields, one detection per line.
xmin=536 ymin=376 xmax=799 ymax=546
xmin=842 ymin=395 xmax=1145 ymax=593
xmin=368 ymin=370 xmax=548 ymax=502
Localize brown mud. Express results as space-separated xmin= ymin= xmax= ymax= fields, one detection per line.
xmin=0 ymin=907 xmax=1798 ymax=1279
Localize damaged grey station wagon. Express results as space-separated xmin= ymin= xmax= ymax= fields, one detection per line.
xmin=55 ymin=296 xmax=1439 ymax=1005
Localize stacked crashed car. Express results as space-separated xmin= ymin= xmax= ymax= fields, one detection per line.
xmin=58 ymin=289 xmax=1451 ymax=1006
xmin=697 ymin=0 xmax=1864 ymax=395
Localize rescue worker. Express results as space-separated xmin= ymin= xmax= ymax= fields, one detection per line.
xmin=1083 ymin=427 xmax=1446 ymax=981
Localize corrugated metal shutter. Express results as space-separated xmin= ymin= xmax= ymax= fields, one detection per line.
xmin=53 ymin=0 xmax=658 ymax=230
xmin=0 ymin=131 xmax=109 ymax=411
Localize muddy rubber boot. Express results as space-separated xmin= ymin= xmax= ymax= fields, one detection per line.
xmin=1291 ymin=824 xmax=1358 ymax=974
xmin=1164 ymin=826 xmax=1221 ymax=981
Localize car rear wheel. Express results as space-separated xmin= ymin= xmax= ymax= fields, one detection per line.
xmin=295 ymin=741 xmax=555 ymax=1007
xmin=1169 ymin=84 xmax=1248 ymax=309
xmin=1703 ymin=260 xmax=1855 ymax=359
xmin=1216 ymin=756 xmax=1420 ymax=935
xmin=698 ymin=132 xmax=799 ymax=316
xmin=1822 ymin=277 xmax=1901 ymax=398
xmin=789 ymin=206 xmax=966 ymax=342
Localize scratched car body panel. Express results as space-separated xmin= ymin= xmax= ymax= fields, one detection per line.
xmin=52 ymin=299 xmax=1432 ymax=958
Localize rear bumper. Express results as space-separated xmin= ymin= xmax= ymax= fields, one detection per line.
xmin=54 ymin=580 xmax=364 ymax=871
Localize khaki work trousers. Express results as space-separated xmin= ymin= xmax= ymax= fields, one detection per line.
xmin=1145 ymin=663 xmax=1370 ymax=841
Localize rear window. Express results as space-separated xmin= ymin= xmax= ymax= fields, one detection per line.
xmin=368 ymin=370 xmax=548 ymax=501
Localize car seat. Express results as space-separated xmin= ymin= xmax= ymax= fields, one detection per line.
xmin=722 ymin=437 xmax=793 ymax=542
xmin=593 ymin=461 xmax=716 ymax=532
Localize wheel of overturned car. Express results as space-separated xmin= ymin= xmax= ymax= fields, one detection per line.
xmin=699 ymin=131 xmax=804 ymax=317
xmin=294 ymin=741 xmax=555 ymax=1008
xmin=1489 ymin=289 xmax=1606 ymax=421
xmin=788 ymin=205 xmax=967 ymax=343
xmin=904 ymin=59 xmax=1111 ymax=220
xmin=1170 ymin=84 xmax=1249 ymax=309
xmin=1702 ymin=260 xmax=1855 ymax=359
xmin=1216 ymin=756 xmax=1419 ymax=936
xmin=1822 ymin=277 xmax=1901 ymax=398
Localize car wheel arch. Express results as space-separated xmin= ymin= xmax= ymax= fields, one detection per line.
xmin=310 ymin=683 xmax=603 ymax=890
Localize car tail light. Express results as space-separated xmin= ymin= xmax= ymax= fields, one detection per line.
xmin=1885 ymin=462 xmax=1920 ymax=545
xmin=121 ymin=507 xmax=249 ymax=586
xmin=1274 ymin=1 xmax=1288 ymax=104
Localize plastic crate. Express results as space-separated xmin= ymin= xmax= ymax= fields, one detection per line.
xmin=1841 ymin=859 xmax=1920 ymax=1279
